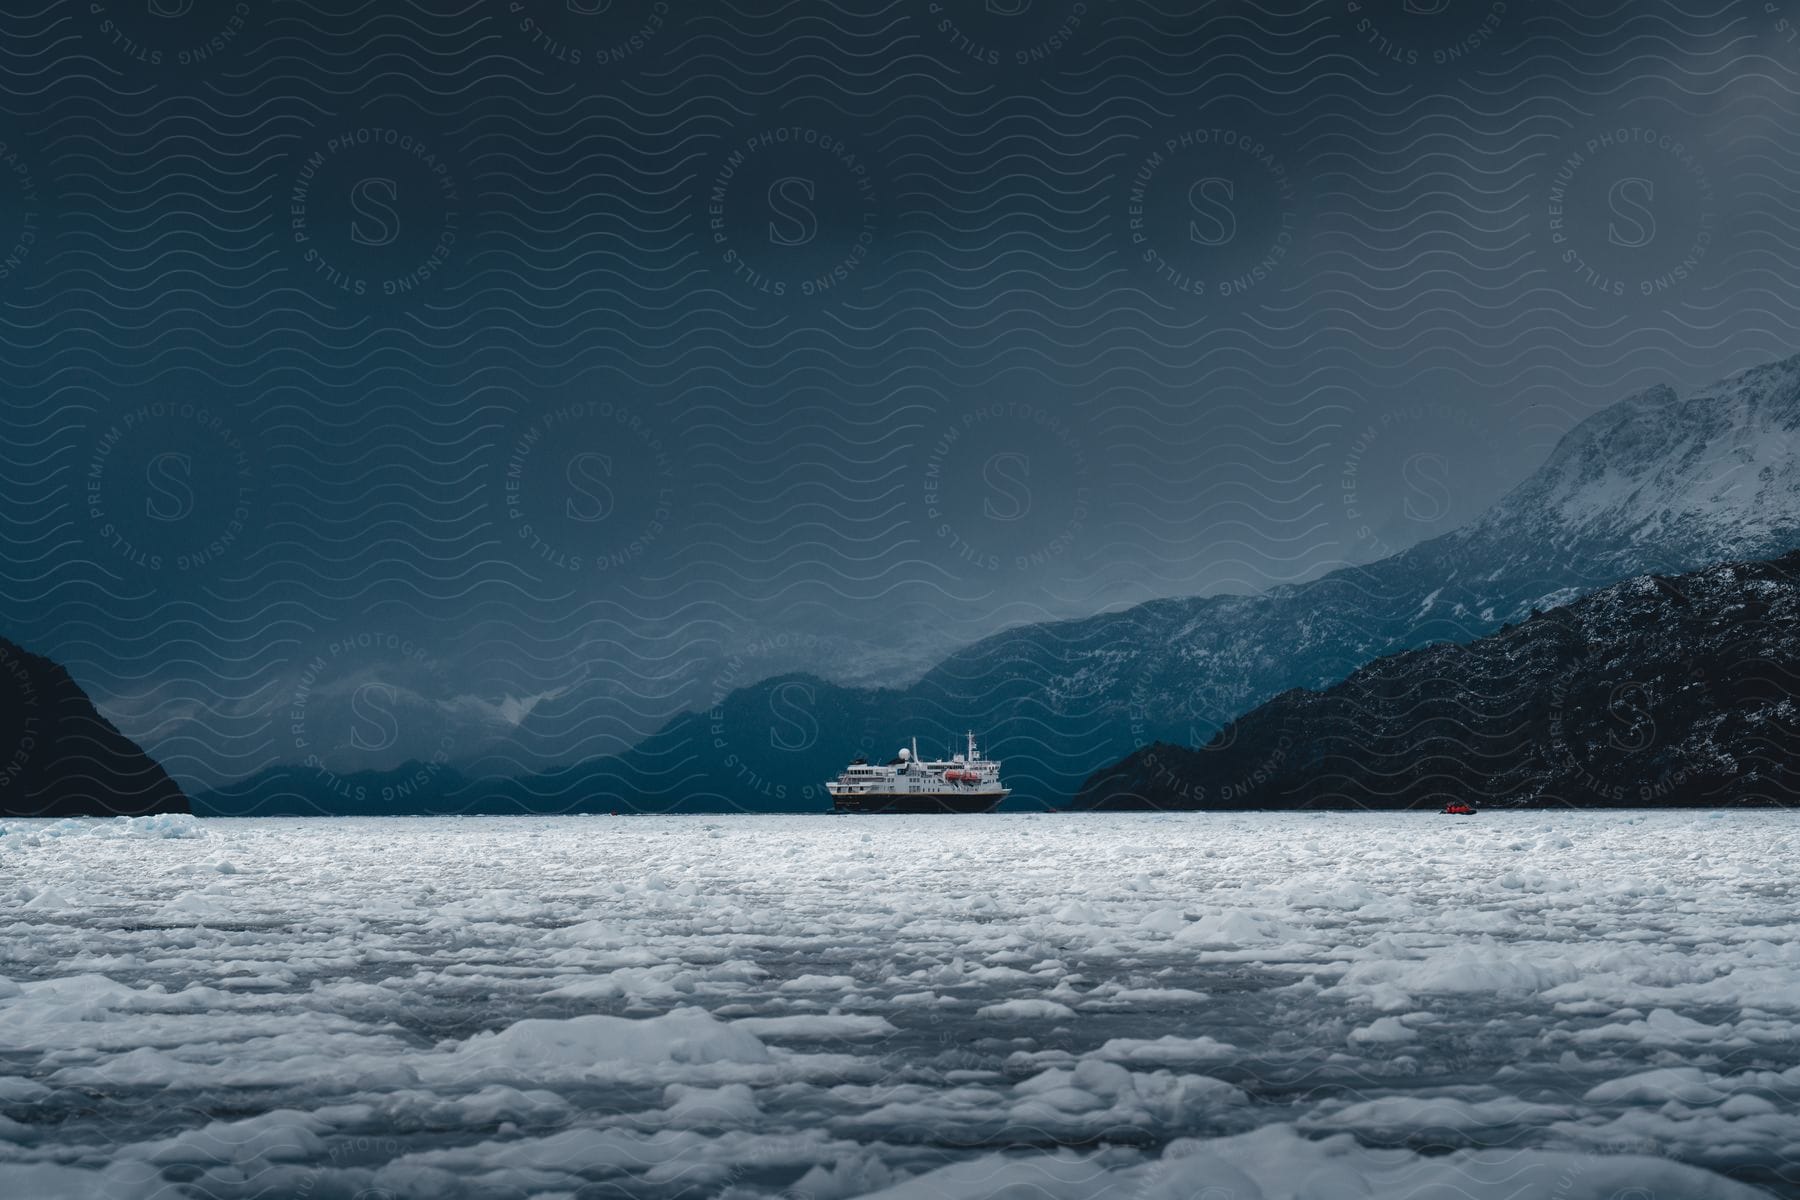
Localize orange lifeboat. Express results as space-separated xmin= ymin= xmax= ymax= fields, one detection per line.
xmin=1441 ymin=801 xmax=1477 ymax=816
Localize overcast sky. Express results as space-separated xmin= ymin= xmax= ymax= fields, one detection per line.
xmin=3 ymin=0 xmax=1798 ymax=789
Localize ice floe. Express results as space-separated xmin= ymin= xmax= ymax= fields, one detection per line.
xmin=0 ymin=811 xmax=1794 ymax=1197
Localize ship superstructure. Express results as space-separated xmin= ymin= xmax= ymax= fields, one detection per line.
xmin=826 ymin=731 xmax=1009 ymax=813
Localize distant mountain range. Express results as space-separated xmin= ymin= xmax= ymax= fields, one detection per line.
xmin=0 ymin=636 xmax=189 ymax=819
xmin=1076 ymin=551 xmax=1800 ymax=810
xmin=199 ymin=353 xmax=1800 ymax=814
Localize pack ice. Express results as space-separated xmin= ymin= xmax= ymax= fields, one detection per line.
xmin=0 ymin=812 xmax=1795 ymax=1198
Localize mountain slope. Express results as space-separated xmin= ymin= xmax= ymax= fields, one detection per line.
xmin=656 ymin=353 xmax=1800 ymax=810
xmin=1 ymin=636 xmax=190 ymax=818
xmin=1075 ymin=551 xmax=1800 ymax=810
xmin=898 ymin=354 xmax=1800 ymax=804
xmin=202 ymin=353 xmax=1800 ymax=813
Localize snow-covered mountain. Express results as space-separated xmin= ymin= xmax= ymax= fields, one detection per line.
xmin=201 ymin=353 xmax=1800 ymax=814
xmin=884 ymin=352 xmax=1800 ymax=807
xmin=1076 ymin=550 xmax=1800 ymax=810
xmin=1437 ymin=354 xmax=1800 ymax=586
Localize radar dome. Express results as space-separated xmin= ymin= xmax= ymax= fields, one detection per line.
xmin=897 ymin=748 xmax=910 ymax=761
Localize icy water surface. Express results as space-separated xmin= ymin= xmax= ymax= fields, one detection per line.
xmin=2 ymin=812 xmax=1798 ymax=1199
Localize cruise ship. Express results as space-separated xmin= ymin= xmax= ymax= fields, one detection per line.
xmin=826 ymin=732 xmax=1009 ymax=813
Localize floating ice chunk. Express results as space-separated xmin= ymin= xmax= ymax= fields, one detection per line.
xmin=789 ymin=1153 xmax=904 ymax=1199
xmin=1716 ymin=1093 xmax=1777 ymax=1117
xmin=1137 ymin=907 xmax=1188 ymax=934
xmin=1357 ymin=981 xmax=1416 ymax=1012
xmin=1304 ymin=1094 xmax=1574 ymax=1136
xmin=857 ymin=1151 xmax=1124 ymax=1200
xmin=1347 ymin=1016 xmax=1418 ymax=1045
xmin=51 ymin=1046 xmax=191 ymax=1088
xmin=662 ymin=1082 xmax=759 ymax=1127
xmin=541 ymin=965 xmax=694 ymax=1003
xmin=1088 ymin=1034 xmax=1237 ymax=1066
xmin=376 ymin=1123 xmax=856 ymax=1194
xmin=1287 ymin=882 xmax=1384 ymax=911
xmin=1583 ymin=1067 xmax=1729 ymax=1106
xmin=28 ymin=814 xmax=211 ymax=841
xmin=878 ymin=1123 xmax=1777 ymax=1200
xmin=1079 ymin=987 xmax=1211 ymax=1009
xmin=0 ymin=974 xmax=145 ymax=1049
xmin=1173 ymin=909 xmax=1292 ymax=947
xmin=1576 ymin=1007 xmax=1735 ymax=1047
xmin=731 ymin=1015 xmax=895 ymax=1039
xmin=444 ymin=1005 xmax=771 ymax=1077
xmin=1497 ymin=869 xmax=1576 ymax=892
xmin=0 ymin=1077 xmax=50 ymax=1104
xmin=133 ymin=1109 xmax=328 ymax=1166
xmin=1052 ymin=900 xmax=1106 ymax=923
xmin=341 ymin=1084 xmax=570 ymax=1129
xmin=129 ymin=813 xmax=208 ymax=839
xmin=1010 ymin=1059 xmax=1245 ymax=1133
xmin=965 ymin=964 xmax=1036 ymax=984
xmin=0 ymin=1161 xmax=167 ymax=1200
xmin=778 ymin=973 xmax=858 ymax=993
xmin=1338 ymin=940 xmax=1593 ymax=998
xmin=546 ymin=918 xmax=638 ymax=948
xmin=975 ymin=998 xmax=1076 ymax=1019
xmin=153 ymin=891 xmax=237 ymax=924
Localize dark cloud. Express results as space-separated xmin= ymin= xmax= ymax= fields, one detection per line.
xmin=1 ymin=0 xmax=1796 ymax=788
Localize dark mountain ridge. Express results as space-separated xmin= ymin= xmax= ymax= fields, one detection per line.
xmin=1 ymin=635 xmax=189 ymax=818
xmin=1076 ymin=552 xmax=1800 ymax=810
